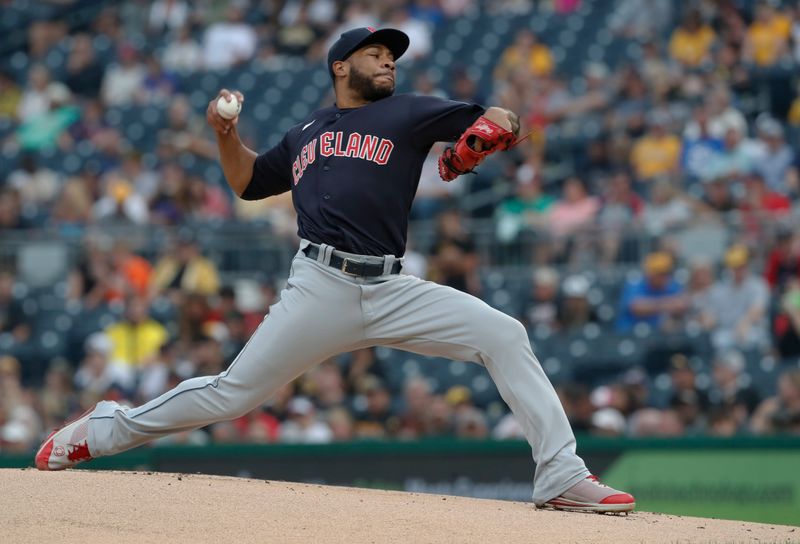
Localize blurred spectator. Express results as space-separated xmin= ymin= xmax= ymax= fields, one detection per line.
xmin=597 ymin=171 xmax=644 ymax=263
xmin=751 ymin=369 xmax=800 ymax=434
xmin=765 ymin=230 xmax=800 ymax=291
xmin=352 ymin=375 xmax=396 ymax=438
xmin=668 ymin=354 xmax=709 ymax=434
xmin=136 ymin=54 xmax=180 ymax=104
xmin=681 ymin=105 xmax=724 ymax=181
xmin=74 ymin=332 xmax=133 ymax=396
xmin=738 ymin=172 xmax=791 ymax=243
xmin=399 ymin=376 xmax=433 ymax=438
xmin=547 ymin=176 xmax=599 ymax=239
xmin=522 ymin=266 xmax=560 ymax=330
xmin=454 ymin=406 xmax=489 ymax=439
xmin=157 ymin=95 xmax=217 ymax=161
xmin=668 ymin=9 xmax=715 ymax=68
xmin=0 ymin=70 xmax=22 ymax=119
xmin=64 ymin=33 xmax=105 ymax=99
xmin=641 ymin=179 xmax=691 ymax=237
xmin=92 ymin=175 xmax=149 ymax=225
xmin=16 ymin=81 xmax=80 ymax=151
xmin=148 ymin=0 xmax=190 ymax=34
xmin=162 ymin=25 xmax=204 ymax=73
xmin=590 ymin=407 xmax=626 ymax=437
xmin=38 ymin=359 xmax=78 ymax=431
xmin=387 ymin=7 xmax=432 ymax=62
xmin=327 ymin=406 xmax=355 ymax=441
xmin=279 ymin=396 xmax=333 ymax=443
xmin=616 ymin=252 xmax=688 ymax=333
xmin=703 ymin=128 xmax=751 ymax=182
xmin=630 ymin=112 xmax=682 ymax=184
xmin=557 ymin=275 xmax=597 ymax=331
xmin=609 ymin=0 xmax=673 ymax=40
xmin=685 ymin=257 xmax=716 ymax=330
xmin=492 ymin=411 xmax=526 ymax=440
xmin=450 ymin=67 xmax=485 ymax=104
xmin=276 ymin=6 xmax=317 ymax=57
xmin=495 ymin=159 xmax=554 ymax=244
xmin=303 ymin=359 xmax=347 ymax=411
xmin=743 ymin=1 xmax=791 ymax=67
xmin=110 ymin=240 xmax=153 ymax=299
xmin=774 ymin=279 xmax=800 ymax=359
xmin=495 ymin=29 xmax=553 ymax=80
xmin=428 ymin=208 xmax=481 ymax=296
xmin=0 ymin=355 xmax=42 ymax=453
xmin=17 ymin=64 xmax=68 ymax=122
xmin=101 ymin=44 xmax=146 ymax=106
xmin=557 ymin=383 xmax=594 ymax=432
xmin=203 ymin=6 xmax=258 ymax=70
xmin=0 ymin=270 xmax=31 ymax=344
xmin=628 ymin=408 xmax=684 ymax=437
xmin=104 ymin=297 xmax=168 ymax=373
xmin=6 ymin=153 xmax=60 ymax=215
xmin=749 ymin=117 xmax=795 ymax=193
xmin=704 ymin=245 xmax=770 ymax=351
xmin=151 ymin=234 xmax=220 ymax=297
xmin=708 ymin=350 xmax=761 ymax=425
xmin=0 ymin=188 xmax=29 ymax=230
xmin=411 ymin=143 xmax=459 ymax=221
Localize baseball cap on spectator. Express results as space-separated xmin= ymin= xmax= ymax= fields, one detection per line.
xmin=445 ymin=385 xmax=471 ymax=406
xmin=724 ymin=245 xmax=749 ymax=269
xmin=644 ymin=252 xmax=673 ymax=275
xmin=327 ymin=27 xmax=410 ymax=78
xmin=562 ymin=275 xmax=590 ymax=298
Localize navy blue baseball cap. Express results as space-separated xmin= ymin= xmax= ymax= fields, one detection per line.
xmin=327 ymin=27 xmax=409 ymax=78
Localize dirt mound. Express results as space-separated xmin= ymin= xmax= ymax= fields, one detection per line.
xmin=1 ymin=469 xmax=796 ymax=543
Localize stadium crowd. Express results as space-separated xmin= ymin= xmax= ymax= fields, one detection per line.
xmin=2 ymin=0 xmax=800 ymax=454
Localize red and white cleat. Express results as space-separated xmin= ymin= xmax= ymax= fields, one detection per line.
xmin=541 ymin=475 xmax=635 ymax=514
xmin=35 ymin=407 xmax=95 ymax=471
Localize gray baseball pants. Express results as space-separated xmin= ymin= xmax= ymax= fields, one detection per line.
xmin=88 ymin=240 xmax=589 ymax=504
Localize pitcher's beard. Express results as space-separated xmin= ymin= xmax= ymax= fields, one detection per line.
xmin=348 ymin=66 xmax=394 ymax=102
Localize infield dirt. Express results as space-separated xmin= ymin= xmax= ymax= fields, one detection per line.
xmin=1 ymin=469 xmax=796 ymax=543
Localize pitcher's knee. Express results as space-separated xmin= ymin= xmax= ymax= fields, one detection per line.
xmin=214 ymin=377 xmax=263 ymax=419
xmin=486 ymin=314 xmax=529 ymax=352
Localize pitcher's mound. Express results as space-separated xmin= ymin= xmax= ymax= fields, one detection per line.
xmin=1 ymin=469 xmax=795 ymax=543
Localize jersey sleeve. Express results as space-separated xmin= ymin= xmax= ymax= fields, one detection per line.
xmin=408 ymin=95 xmax=485 ymax=147
xmin=240 ymin=134 xmax=293 ymax=200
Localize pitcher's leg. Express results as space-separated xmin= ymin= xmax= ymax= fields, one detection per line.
xmin=88 ymin=256 xmax=363 ymax=457
xmin=364 ymin=276 xmax=588 ymax=504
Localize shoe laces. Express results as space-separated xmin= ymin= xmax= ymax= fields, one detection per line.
xmin=587 ymin=474 xmax=610 ymax=488
xmin=67 ymin=441 xmax=92 ymax=462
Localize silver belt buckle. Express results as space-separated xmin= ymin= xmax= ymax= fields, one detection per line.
xmin=341 ymin=257 xmax=358 ymax=275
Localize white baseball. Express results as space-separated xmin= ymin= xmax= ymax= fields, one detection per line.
xmin=216 ymin=95 xmax=241 ymax=120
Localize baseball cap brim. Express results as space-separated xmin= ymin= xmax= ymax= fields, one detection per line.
xmin=350 ymin=28 xmax=410 ymax=61
xmin=329 ymin=28 xmax=410 ymax=77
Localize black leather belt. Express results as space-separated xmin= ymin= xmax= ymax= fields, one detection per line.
xmin=303 ymin=244 xmax=402 ymax=277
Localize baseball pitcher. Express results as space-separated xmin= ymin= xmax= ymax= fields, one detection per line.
xmin=36 ymin=27 xmax=634 ymax=513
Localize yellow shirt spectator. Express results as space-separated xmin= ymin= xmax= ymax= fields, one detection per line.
xmin=495 ymin=29 xmax=554 ymax=79
xmin=151 ymin=238 xmax=220 ymax=296
xmin=747 ymin=11 xmax=791 ymax=66
xmin=669 ymin=25 xmax=715 ymax=67
xmin=631 ymin=132 xmax=682 ymax=181
xmin=497 ymin=44 xmax=554 ymax=78
xmin=104 ymin=297 xmax=168 ymax=367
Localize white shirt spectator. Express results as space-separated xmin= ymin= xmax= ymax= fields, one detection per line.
xmin=202 ymin=21 xmax=257 ymax=71
xmin=101 ymin=63 xmax=146 ymax=106
xmin=707 ymin=273 xmax=770 ymax=351
xmin=389 ymin=10 xmax=433 ymax=62
xmin=162 ymin=30 xmax=204 ymax=73
xmin=149 ymin=0 xmax=190 ymax=34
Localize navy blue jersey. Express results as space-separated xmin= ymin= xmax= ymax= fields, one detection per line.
xmin=242 ymin=93 xmax=485 ymax=256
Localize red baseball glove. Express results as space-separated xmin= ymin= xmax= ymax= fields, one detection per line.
xmin=438 ymin=115 xmax=517 ymax=182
